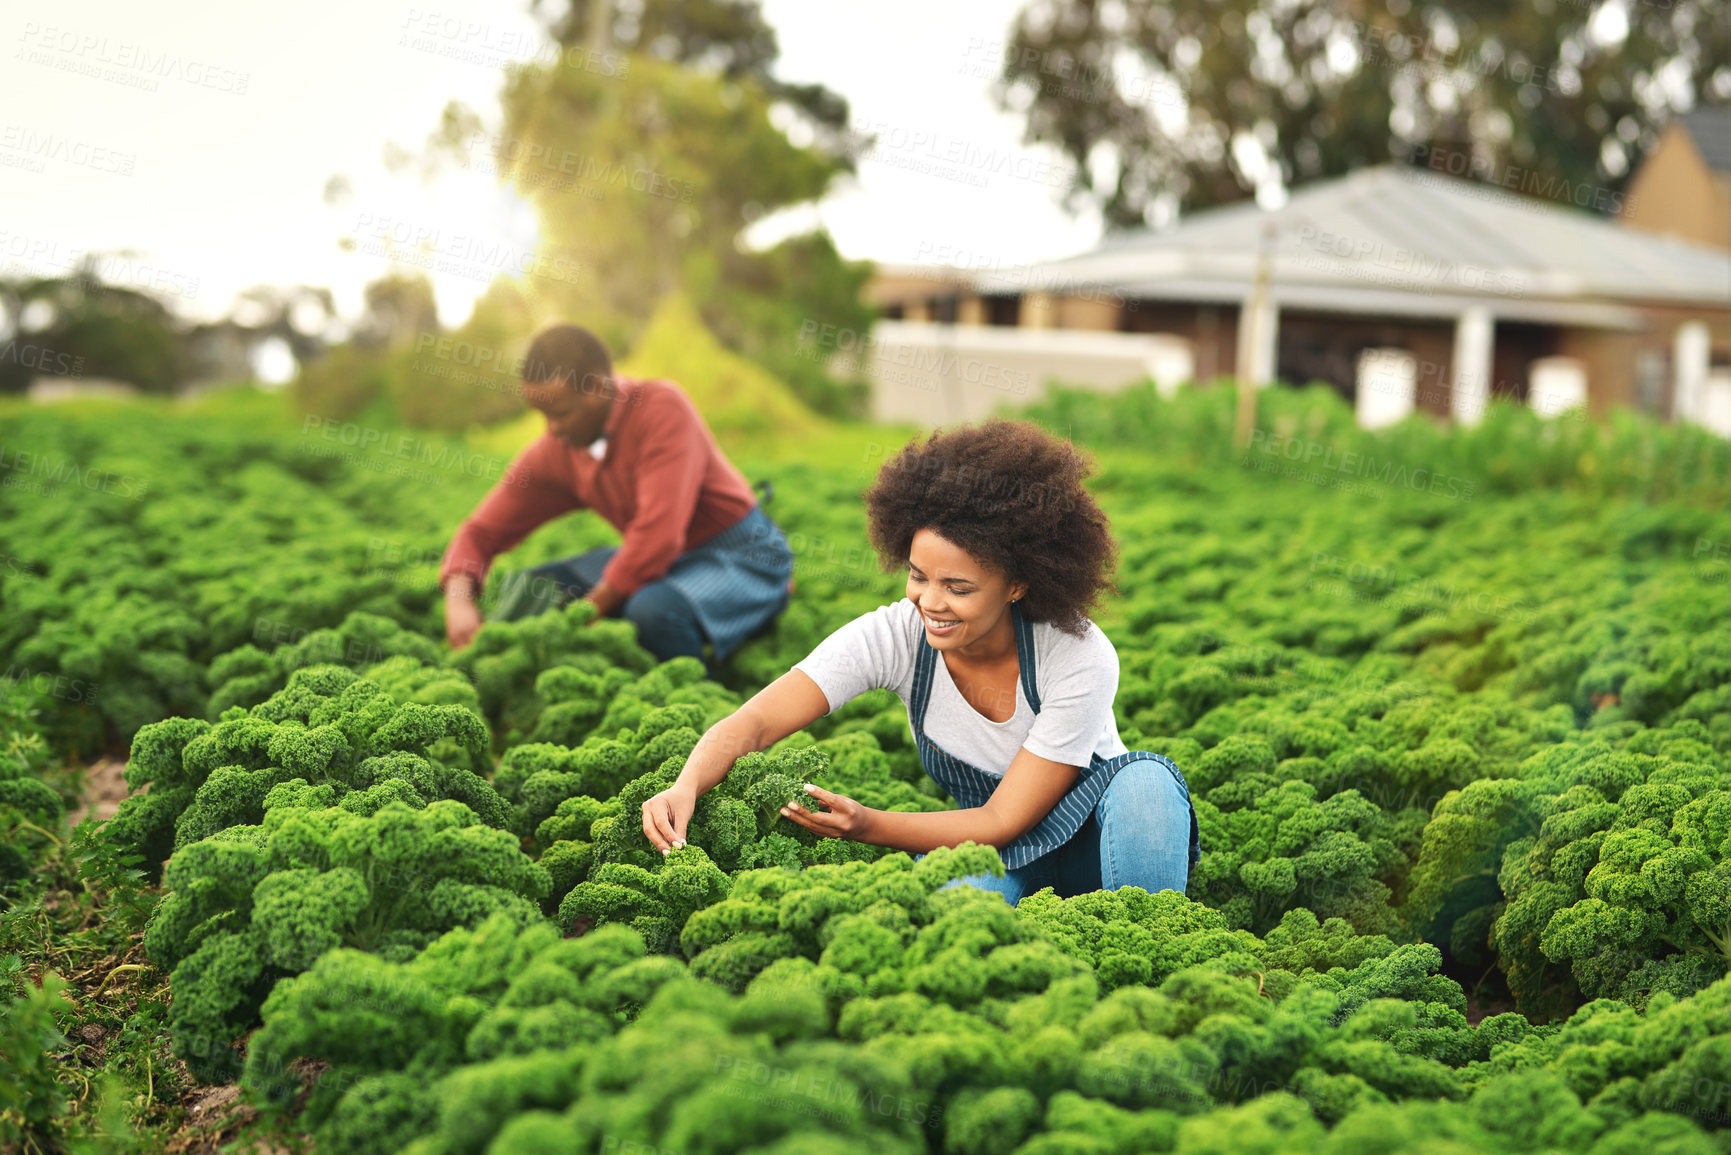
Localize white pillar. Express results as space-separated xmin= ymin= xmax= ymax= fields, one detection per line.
xmin=1675 ymin=321 xmax=1711 ymax=423
xmin=1357 ymin=348 xmax=1417 ymax=429
xmin=1144 ymin=335 xmax=1195 ymax=398
xmin=1450 ymin=307 xmax=1494 ymax=426
xmin=1700 ymin=370 xmax=1731 ymax=438
xmin=1529 ymin=357 xmax=1588 ymax=418
xmin=1237 ymin=297 xmax=1279 ymax=388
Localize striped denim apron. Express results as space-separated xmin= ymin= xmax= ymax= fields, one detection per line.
xmin=910 ymin=603 xmax=1202 ymax=872
xmin=658 ymin=505 xmax=793 ymax=660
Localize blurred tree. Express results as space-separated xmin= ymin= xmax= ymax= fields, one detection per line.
xmin=387 ymin=275 xmax=533 ymax=430
xmin=688 ymin=228 xmax=874 ymax=417
xmin=350 ymin=273 xmax=438 ymax=350
xmin=291 ymin=343 xmax=398 ymax=423
xmin=291 ymin=272 xmax=531 ymax=431
xmin=179 ymin=283 xmax=334 ymax=389
xmin=291 ymin=272 xmax=412 ymax=420
xmin=0 ymin=259 xmax=188 ymax=393
xmin=534 ymin=0 xmax=857 ymax=166
xmin=432 ymin=44 xmax=873 ymax=417
xmin=227 ymin=283 xmax=336 ymax=365
xmin=996 ymin=0 xmax=1731 ymax=225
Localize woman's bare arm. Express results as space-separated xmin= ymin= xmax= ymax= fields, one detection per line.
xmin=642 ymin=669 xmax=832 ymax=851
xmin=781 ymin=747 xmax=1081 ymax=855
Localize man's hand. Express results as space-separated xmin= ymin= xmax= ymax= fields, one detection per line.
xmin=585 ymin=578 xmax=627 ymax=621
xmin=777 ymin=784 xmax=878 ymax=842
xmin=642 ymin=782 xmax=697 ymax=854
xmin=444 ymin=575 xmax=483 ymax=649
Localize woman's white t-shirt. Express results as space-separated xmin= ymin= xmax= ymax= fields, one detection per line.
xmin=792 ymin=599 xmax=1128 ymax=776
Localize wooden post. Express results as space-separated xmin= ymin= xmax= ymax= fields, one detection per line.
xmin=587 ymin=0 xmax=612 ymax=53
xmin=1234 ymin=220 xmax=1276 ymax=450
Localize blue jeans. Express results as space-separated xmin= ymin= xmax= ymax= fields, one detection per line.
xmin=519 ymin=547 xmax=707 ymax=663
xmin=936 ymin=754 xmax=1194 ymax=904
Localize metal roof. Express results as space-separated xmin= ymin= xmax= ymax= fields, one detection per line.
xmin=972 ymin=164 xmax=1731 ymax=324
xmin=1682 ymin=105 xmax=1731 ymax=174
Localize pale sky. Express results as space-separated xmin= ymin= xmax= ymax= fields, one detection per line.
xmin=0 ymin=0 xmax=1105 ymax=343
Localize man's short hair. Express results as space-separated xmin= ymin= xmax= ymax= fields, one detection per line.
xmin=522 ymin=324 xmax=613 ymax=394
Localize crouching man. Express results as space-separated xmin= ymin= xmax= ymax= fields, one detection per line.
xmin=440 ymin=323 xmax=794 ymax=667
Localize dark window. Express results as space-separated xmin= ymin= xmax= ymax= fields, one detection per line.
xmin=881 ymin=303 xmax=905 ymax=321
xmin=928 ymin=295 xmax=960 ymax=324
xmin=984 ymin=295 xmax=1020 ymax=326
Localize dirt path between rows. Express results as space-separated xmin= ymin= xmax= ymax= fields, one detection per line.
xmin=67 ymin=756 xmax=131 ymax=828
xmin=64 ymin=756 xmax=307 ymax=1153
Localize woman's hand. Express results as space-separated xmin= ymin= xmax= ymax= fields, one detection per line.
xmin=778 ymin=784 xmax=877 ymax=841
xmin=637 ymin=673 xmax=832 ymax=856
xmin=642 ymin=783 xmax=697 ymax=854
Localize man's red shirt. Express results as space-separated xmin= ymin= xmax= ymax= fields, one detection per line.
xmin=439 ymin=376 xmax=757 ymax=598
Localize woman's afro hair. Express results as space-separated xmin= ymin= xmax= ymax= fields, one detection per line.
xmin=863 ymin=420 xmax=1116 ymax=635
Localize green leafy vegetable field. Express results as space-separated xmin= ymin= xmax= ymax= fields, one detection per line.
xmin=4 ymin=382 xmax=1731 ymax=1154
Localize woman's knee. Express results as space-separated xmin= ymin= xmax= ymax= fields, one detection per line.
xmin=1100 ymin=756 xmax=1190 ymax=819
xmin=1097 ymin=756 xmax=1193 ymax=893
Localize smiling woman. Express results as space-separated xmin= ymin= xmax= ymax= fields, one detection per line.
xmin=641 ymin=419 xmax=1202 ymax=905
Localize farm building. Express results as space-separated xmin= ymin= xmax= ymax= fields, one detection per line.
xmin=860 ymin=157 xmax=1731 ymax=433
xmin=1620 ymin=104 xmax=1731 ymax=253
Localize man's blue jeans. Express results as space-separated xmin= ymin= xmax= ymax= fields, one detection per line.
xmin=516 ymin=547 xmax=708 ymax=663
xmin=935 ymin=754 xmax=1195 ymax=904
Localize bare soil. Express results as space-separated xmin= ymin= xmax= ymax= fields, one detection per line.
xmin=67 ymin=756 xmax=132 ymax=828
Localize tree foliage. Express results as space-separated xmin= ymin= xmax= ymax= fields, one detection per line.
xmin=996 ymin=0 xmax=1731 ymax=224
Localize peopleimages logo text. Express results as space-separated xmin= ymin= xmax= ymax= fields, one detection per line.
xmin=299 ymin=417 xmax=518 ymax=484
xmin=1246 ymin=430 xmax=1475 ymax=501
